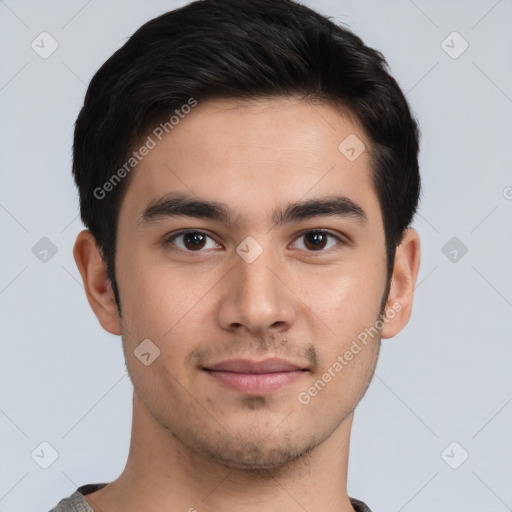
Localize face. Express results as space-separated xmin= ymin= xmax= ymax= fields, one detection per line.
xmin=94 ymin=97 xmax=405 ymax=470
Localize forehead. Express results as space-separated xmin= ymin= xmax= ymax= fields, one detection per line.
xmin=119 ymin=97 xmax=380 ymax=225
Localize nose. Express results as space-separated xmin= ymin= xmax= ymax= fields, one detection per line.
xmin=216 ymin=242 xmax=297 ymax=336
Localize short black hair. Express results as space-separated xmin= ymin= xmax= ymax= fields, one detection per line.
xmin=73 ymin=0 xmax=421 ymax=315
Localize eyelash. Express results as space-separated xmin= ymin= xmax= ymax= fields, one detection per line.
xmin=163 ymin=229 xmax=346 ymax=256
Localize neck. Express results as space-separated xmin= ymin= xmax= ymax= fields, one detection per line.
xmin=85 ymin=393 xmax=356 ymax=512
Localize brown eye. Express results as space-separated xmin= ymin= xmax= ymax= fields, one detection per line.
xmin=292 ymin=230 xmax=341 ymax=252
xmin=303 ymin=231 xmax=328 ymax=250
xmin=182 ymin=232 xmax=207 ymax=250
xmin=166 ymin=230 xmax=219 ymax=253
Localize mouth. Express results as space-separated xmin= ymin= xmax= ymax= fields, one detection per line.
xmin=202 ymin=358 xmax=308 ymax=395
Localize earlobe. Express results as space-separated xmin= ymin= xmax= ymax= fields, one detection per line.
xmin=381 ymin=228 xmax=421 ymax=339
xmin=73 ymin=229 xmax=123 ymax=336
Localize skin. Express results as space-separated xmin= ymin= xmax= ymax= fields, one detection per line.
xmin=74 ymin=97 xmax=420 ymax=512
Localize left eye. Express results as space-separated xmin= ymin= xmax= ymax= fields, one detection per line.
xmin=291 ymin=230 xmax=341 ymax=251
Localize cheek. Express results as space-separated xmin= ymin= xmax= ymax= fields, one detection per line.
xmin=117 ymin=245 xmax=209 ymax=336
xmin=297 ymin=270 xmax=383 ymax=410
xmin=295 ymin=259 xmax=385 ymax=377
xmin=295 ymin=326 xmax=380 ymax=422
xmin=296 ymin=258 xmax=385 ymax=324
xmin=117 ymin=259 xmax=214 ymax=384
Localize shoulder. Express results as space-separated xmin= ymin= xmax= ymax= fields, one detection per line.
xmin=48 ymin=491 xmax=92 ymax=512
xmin=350 ymin=496 xmax=374 ymax=512
xmin=48 ymin=484 xmax=107 ymax=512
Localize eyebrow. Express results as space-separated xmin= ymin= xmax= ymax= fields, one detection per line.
xmin=139 ymin=192 xmax=367 ymax=227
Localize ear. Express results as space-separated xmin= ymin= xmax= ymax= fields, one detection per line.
xmin=73 ymin=229 xmax=123 ymax=335
xmin=381 ymin=228 xmax=421 ymax=339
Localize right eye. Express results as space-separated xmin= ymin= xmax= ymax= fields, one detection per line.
xmin=164 ymin=230 xmax=222 ymax=254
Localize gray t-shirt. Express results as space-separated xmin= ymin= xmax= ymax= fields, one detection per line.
xmin=49 ymin=483 xmax=373 ymax=511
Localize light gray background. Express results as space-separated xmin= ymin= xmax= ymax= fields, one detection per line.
xmin=1 ymin=1 xmax=511 ymax=511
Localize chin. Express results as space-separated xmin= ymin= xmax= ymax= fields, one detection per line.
xmin=191 ymin=430 xmax=319 ymax=473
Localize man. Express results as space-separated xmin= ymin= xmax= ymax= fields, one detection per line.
xmin=50 ymin=0 xmax=421 ymax=510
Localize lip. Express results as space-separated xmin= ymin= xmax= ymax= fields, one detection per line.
xmin=204 ymin=358 xmax=305 ymax=373
xmin=203 ymin=358 xmax=307 ymax=395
